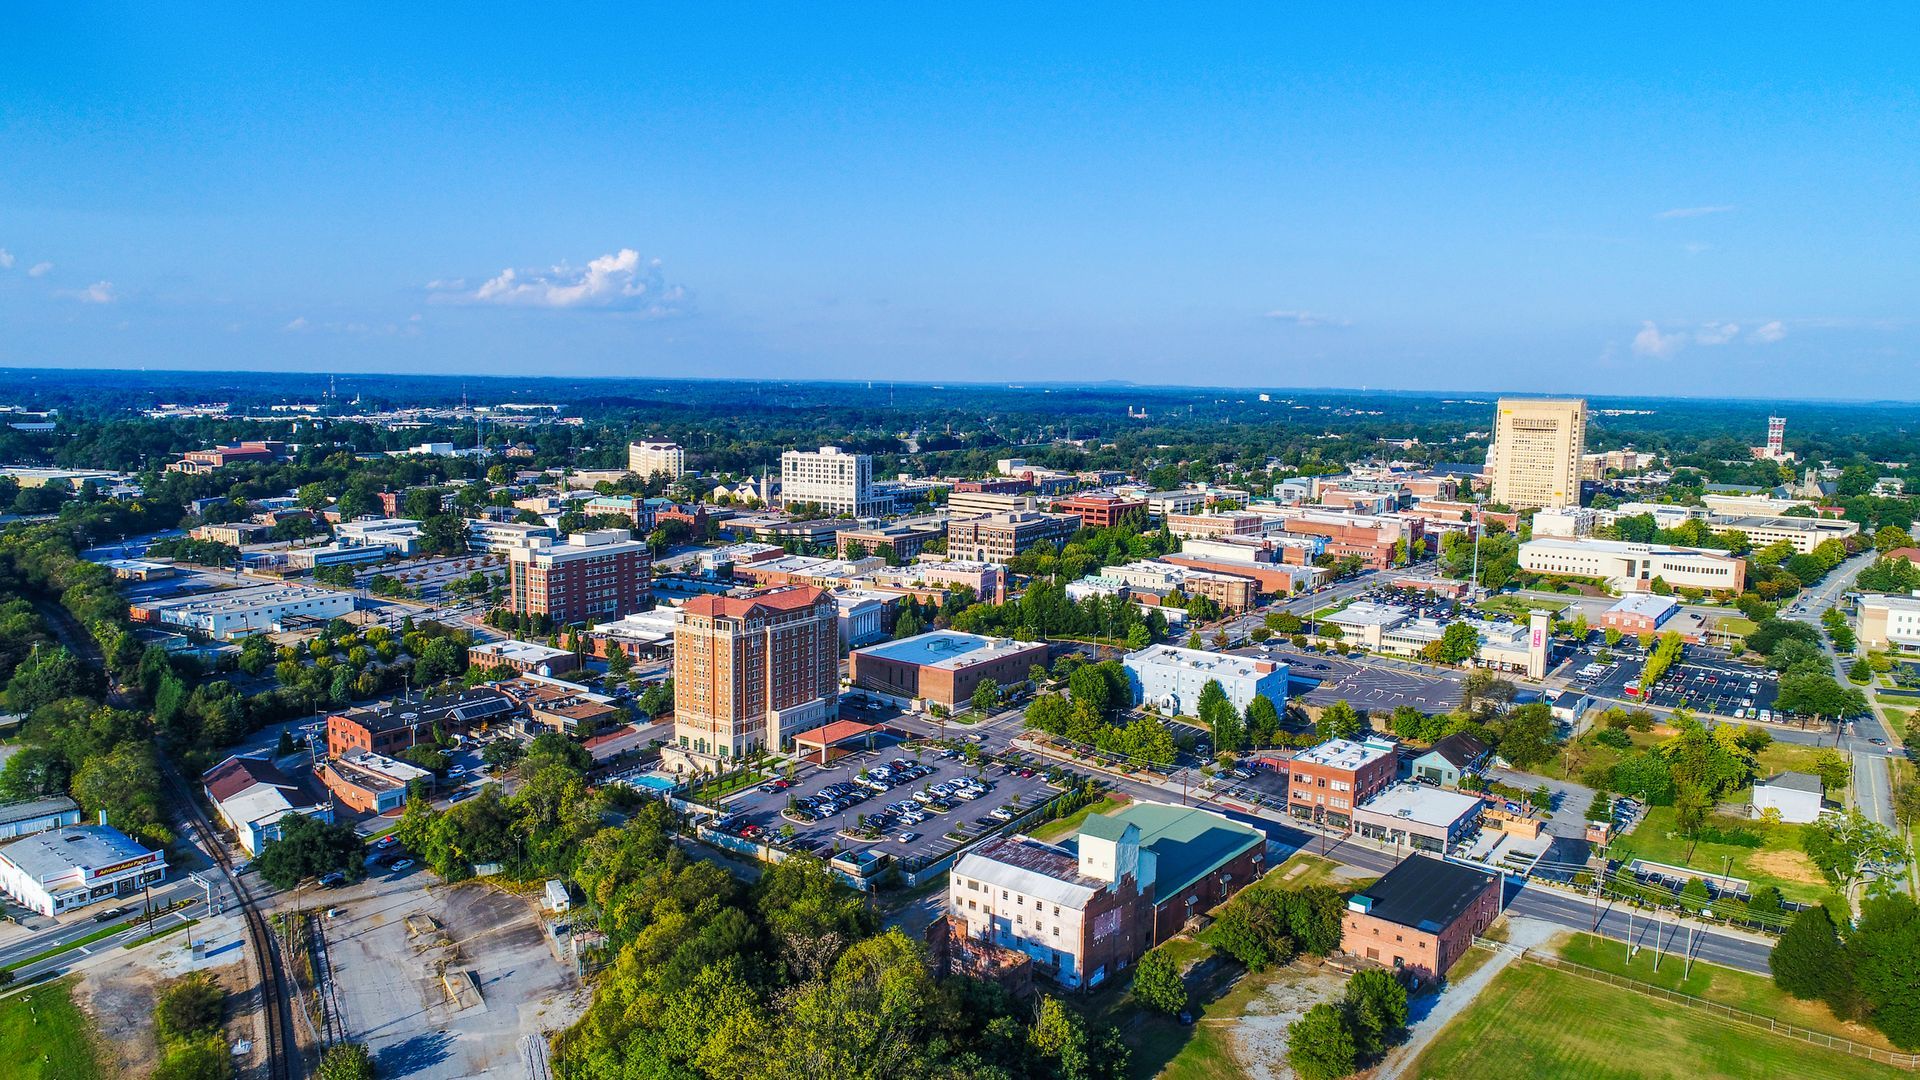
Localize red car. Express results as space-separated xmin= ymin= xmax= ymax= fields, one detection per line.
xmin=772 ymin=779 xmax=792 ymax=790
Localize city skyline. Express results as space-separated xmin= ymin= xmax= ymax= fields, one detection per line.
xmin=3 ymin=7 xmax=1917 ymax=396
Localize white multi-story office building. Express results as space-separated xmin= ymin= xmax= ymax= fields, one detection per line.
xmin=1858 ymin=593 xmax=1920 ymax=654
xmin=1489 ymin=398 xmax=1587 ymax=510
xmin=780 ymin=446 xmax=887 ymax=517
xmin=627 ymin=440 xmax=687 ymax=479
xmin=1122 ymin=644 xmax=1287 ymax=715
xmin=1519 ymin=536 xmax=1744 ymax=593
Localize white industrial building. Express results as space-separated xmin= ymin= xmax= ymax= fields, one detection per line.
xmin=134 ymin=583 xmax=356 ymax=640
xmin=0 ymin=824 xmax=168 ymax=916
xmin=0 ymin=796 xmax=82 ymax=841
xmin=466 ymin=518 xmax=558 ymax=553
xmin=1858 ymin=593 xmax=1920 ymax=654
xmin=1122 ymin=644 xmax=1287 ymax=715
xmin=1752 ymin=772 xmax=1823 ymax=824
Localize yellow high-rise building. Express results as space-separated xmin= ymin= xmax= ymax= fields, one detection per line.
xmin=1489 ymin=398 xmax=1586 ymax=509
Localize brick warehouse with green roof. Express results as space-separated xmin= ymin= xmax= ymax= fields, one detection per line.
xmin=944 ymin=801 xmax=1268 ymax=989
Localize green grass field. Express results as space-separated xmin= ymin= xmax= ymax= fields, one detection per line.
xmin=1413 ymin=961 xmax=1909 ymax=1080
xmin=1555 ymin=933 xmax=1898 ymax=1051
xmin=1617 ymin=804 xmax=1828 ymax=903
xmin=1479 ymin=594 xmax=1572 ymax=617
xmin=1026 ymin=793 xmax=1131 ymax=842
xmin=0 ymin=978 xmax=106 ymax=1080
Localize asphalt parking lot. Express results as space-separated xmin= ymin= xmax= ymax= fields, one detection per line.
xmin=714 ymin=741 xmax=1064 ymax=868
xmin=1245 ymin=646 xmax=1467 ymax=714
xmin=1564 ymin=645 xmax=1780 ymax=719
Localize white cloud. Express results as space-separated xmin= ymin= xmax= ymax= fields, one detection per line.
xmin=1262 ymin=309 xmax=1351 ymax=328
xmin=1694 ymin=321 xmax=1739 ymax=345
xmin=1655 ymin=205 xmax=1735 ymax=220
xmin=435 ymin=248 xmax=686 ymax=313
xmin=0 ymin=249 xmax=12 ymax=269
xmin=62 ymin=281 xmax=114 ymax=304
xmin=1631 ymin=321 xmax=1684 ymax=357
xmin=27 ymin=261 xmax=52 ymax=277
xmin=284 ymin=317 xmax=309 ymax=332
xmin=1750 ymin=320 xmax=1787 ymax=344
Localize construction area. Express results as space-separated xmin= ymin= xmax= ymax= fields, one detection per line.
xmin=316 ymin=877 xmax=587 ymax=1079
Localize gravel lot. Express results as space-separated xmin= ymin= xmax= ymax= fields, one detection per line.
xmin=321 ymin=874 xmax=585 ymax=1079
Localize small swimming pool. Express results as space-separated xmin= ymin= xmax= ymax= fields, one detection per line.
xmin=625 ymin=773 xmax=678 ymax=792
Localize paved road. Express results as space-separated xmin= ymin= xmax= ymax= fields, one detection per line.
xmin=886 ymin=698 xmax=1777 ymax=975
xmin=1781 ymin=552 xmax=1899 ymax=831
xmin=0 ymin=876 xmax=207 ymax=967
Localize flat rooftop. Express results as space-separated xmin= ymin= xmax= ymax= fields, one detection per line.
xmin=1294 ymin=737 xmax=1395 ymax=771
xmin=471 ymin=640 xmax=573 ymax=664
xmin=1125 ymin=643 xmax=1280 ymax=678
xmin=857 ymin=630 xmax=1040 ymax=670
xmin=1350 ymin=854 xmax=1498 ymax=934
xmin=1607 ymin=593 xmax=1678 ymax=619
xmin=1354 ymin=782 xmax=1483 ymax=828
xmin=1327 ymin=601 xmax=1410 ymax=628
xmin=0 ymin=825 xmax=157 ymax=881
xmin=139 ymin=582 xmax=350 ymax=615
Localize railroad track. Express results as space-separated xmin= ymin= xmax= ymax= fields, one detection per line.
xmin=161 ymin=760 xmax=298 ymax=1080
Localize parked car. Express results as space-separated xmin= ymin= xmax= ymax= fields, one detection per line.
xmin=391 ymin=859 xmax=415 ymax=872
xmin=896 ymin=832 xmax=919 ymax=843
xmin=319 ymin=872 xmax=347 ymax=888
xmin=91 ymin=906 xmax=130 ymax=923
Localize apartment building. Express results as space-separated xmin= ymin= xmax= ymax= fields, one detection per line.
xmin=627 ymin=439 xmax=687 ymax=479
xmin=1101 ymin=560 xmax=1259 ymax=613
xmin=671 ymin=585 xmax=840 ymax=762
xmin=507 ymin=529 xmax=653 ymax=625
xmin=1519 ymin=536 xmax=1745 ymax=593
xmin=946 ymin=511 xmax=1080 ymax=563
xmin=946 ymin=802 xmax=1264 ymax=990
xmin=1488 ymin=397 xmax=1587 ymax=510
xmin=1287 ymin=736 xmax=1400 ymax=828
xmin=781 ymin=446 xmax=888 ymax=517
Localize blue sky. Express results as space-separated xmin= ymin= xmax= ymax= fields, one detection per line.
xmin=2 ymin=5 xmax=1916 ymax=396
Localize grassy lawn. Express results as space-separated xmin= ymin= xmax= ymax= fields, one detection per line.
xmin=0 ymin=977 xmax=106 ymax=1080
xmin=1481 ymin=594 xmax=1571 ymax=617
xmin=1555 ymin=933 xmax=1898 ymax=1051
xmin=1755 ymin=740 xmax=1832 ymax=777
xmin=1250 ymin=851 xmax=1350 ymax=892
xmin=1617 ymin=804 xmax=1828 ymax=904
xmin=1026 ymin=793 xmax=1131 ymax=842
xmin=1412 ymin=960 xmax=1908 ymax=1080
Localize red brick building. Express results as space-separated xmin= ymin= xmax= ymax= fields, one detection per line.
xmin=948 ymin=802 xmax=1264 ymax=991
xmin=1287 ymin=736 xmax=1401 ymax=828
xmin=1340 ymin=854 xmax=1501 ymax=979
xmin=325 ymin=687 xmax=517 ymax=759
xmin=506 ymin=529 xmax=652 ymax=625
xmin=1054 ymin=493 xmax=1147 ymax=529
xmin=848 ymin=630 xmax=1048 ymax=709
xmin=671 ymin=586 xmax=839 ymax=763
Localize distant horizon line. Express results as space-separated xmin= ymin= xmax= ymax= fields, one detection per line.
xmin=2 ymin=363 xmax=1917 ymax=409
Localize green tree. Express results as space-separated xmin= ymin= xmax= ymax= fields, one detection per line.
xmin=1771 ymin=905 xmax=1850 ymax=1007
xmin=1130 ymin=946 xmax=1187 ymax=1015
xmin=256 ymin=813 xmax=366 ymax=890
xmin=1316 ymin=699 xmax=1363 ymax=741
xmin=1343 ymin=968 xmax=1409 ymax=1058
xmin=1436 ymin=621 xmax=1480 ymax=664
xmin=154 ymin=973 xmax=226 ymax=1043
xmin=1287 ymin=1002 xmax=1358 ymax=1080
xmin=1197 ymin=679 xmax=1244 ymax=751
xmin=970 ymin=678 xmax=1002 ymax=715
xmin=1244 ymin=695 xmax=1283 ymax=747
xmin=1849 ymin=894 xmax=1920 ymax=1050
xmin=315 ymin=1043 xmax=377 ymax=1080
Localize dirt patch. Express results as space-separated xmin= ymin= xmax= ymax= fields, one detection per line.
xmin=1745 ymin=848 xmax=1824 ymax=886
xmin=1212 ymin=962 xmax=1352 ymax=1080
xmin=74 ymin=962 xmax=163 ymax=1078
